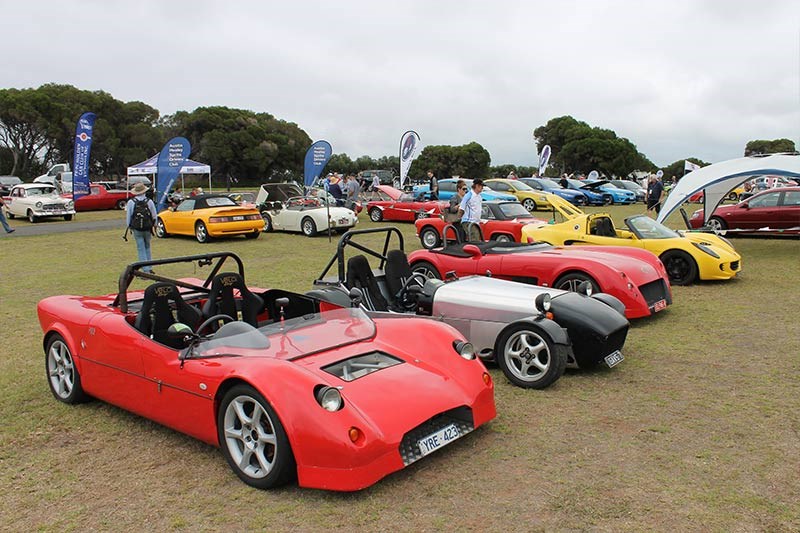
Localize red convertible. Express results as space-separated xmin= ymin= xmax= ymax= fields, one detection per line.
xmin=39 ymin=252 xmax=495 ymax=491
xmin=68 ymin=184 xmax=131 ymax=211
xmin=367 ymin=185 xmax=448 ymax=222
xmin=415 ymin=200 xmax=547 ymax=249
xmin=407 ymin=241 xmax=672 ymax=319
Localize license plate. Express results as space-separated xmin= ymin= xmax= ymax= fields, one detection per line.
xmin=604 ymin=350 xmax=624 ymax=368
xmin=653 ymin=299 xmax=667 ymax=312
xmin=232 ymin=215 xmax=244 ymax=221
xmin=417 ymin=423 xmax=461 ymax=457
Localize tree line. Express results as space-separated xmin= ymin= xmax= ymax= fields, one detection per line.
xmin=0 ymin=84 xmax=794 ymax=184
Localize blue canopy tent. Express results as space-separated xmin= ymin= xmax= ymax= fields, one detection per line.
xmin=126 ymin=154 xmax=212 ymax=192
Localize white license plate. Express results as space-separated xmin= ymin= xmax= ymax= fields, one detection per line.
xmin=417 ymin=423 xmax=461 ymax=457
xmin=604 ymin=350 xmax=624 ymax=368
xmin=232 ymin=215 xmax=245 ymax=221
xmin=653 ymin=299 xmax=667 ymax=312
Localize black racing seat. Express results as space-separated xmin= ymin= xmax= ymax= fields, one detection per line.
xmin=384 ymin=249 xmax=416 ymax=308
xmin=345 ymin=255 xmax=389 ymax=311
xmin=134 ymin=282 xmax=203 ymax=348
xmin=201 ymin=272 xmax=264 ymax=327
xmin=593 ymin=217 xmax=617 ymax=237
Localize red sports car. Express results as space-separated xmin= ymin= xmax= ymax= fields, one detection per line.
xmin=39 ymin=252 xmax=495 ymax=491
xmin=415 ymin=200 xmax=547 ymax=249
xmin=407 ymin=241 xmax=672 ymax=319
xmin=69 ymin=184 xmax=132 ymax=211
xmin=367 ymin=185 xmax=448 ymax=222
xmin=689 ymin=187 xmax=800 ymax=233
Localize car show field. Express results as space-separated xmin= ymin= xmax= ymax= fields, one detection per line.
xmin=1 ymin=203 xmax=799 ymax=531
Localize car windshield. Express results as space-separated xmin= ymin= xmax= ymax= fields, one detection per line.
xmin=498 ymin=202 xmax=533 ymax=218
xmin=538 ymin=178 xmax=562 ymax=189
xmin=205 ymin=197 xmax=238 ymax=207
xmin=510 ymin=181 xmax=535 ymax=191
xmin=566 ymin=179 xmax=587 ymax=189
xmin=27 ymin=186 xmax=58 ymax=196
xmin=626 ymin=215 xmax=680 ymax=239
xmin=190 ymin=307 xmax=375 ymax=361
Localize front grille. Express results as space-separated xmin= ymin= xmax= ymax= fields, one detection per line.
xmin=42 ymin=203 xmax=65 ymax=211
xmin=638 ymin=279 xmax=671 ymax=307
xmin=730 ymin=261 xmax=740 ymax=272
xmin=399 ymin=406 xmax=474 ymax=465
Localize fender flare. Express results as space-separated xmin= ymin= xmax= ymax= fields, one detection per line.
xmin=496 ymin=316 xmax=570 ymax=348
xmin=591 ymin=293 xmax=627 ymax=317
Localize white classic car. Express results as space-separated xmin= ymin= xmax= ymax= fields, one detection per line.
xmin=256 ymin=182 xmax=358 ymax=236
xmin=3 ymin=183 xmax=76 ymax=222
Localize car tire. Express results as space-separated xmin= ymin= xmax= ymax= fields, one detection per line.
xmin=217 ymin=384 xmax=296 ymax=490
xmin=261 ymin=211 xmax=273 ymax=232
xmin=419 ymin=227 xmax=441 ymax=249
xmin=301 ymin=217 xmax=317 ymax=237
xmin=603 ymin=195 xmax=613 ymax=206
xmin=116 ymin=199 xmax=127 ymax=210
xmin=554 ymin=271 xmax=601 ymax=294
xmin=494 ymin=324 xmax=566 ymax=389
xmin=727 ymin=192 xmax=738 ymax=201
xmin=64 ymin=214 xmax=73 ymax=221
xmin=245 ymin=230 xmax=260 ymax=239
xmin=522 ymin=198 xmax=536 ymax=212
xmin=195 ymin=221 xmax=209 ymax=243
xmin=45 ymin=334 xmax=89 ymax=404
xmin=369 ymin=208 xmax=383 ymax=222
xmin=708 ymin=216 xmax=727 ymax=231
xmin=660 ymin=250 xmax=698 ymax=286
xmin=410 ymin=260 xmax=442 ymax=280
xmin=155 ymin=218 xmax=169 ymax=238
xmin=27 ymin=210 xmax=37 ymax=223
xmin=6 ymin=210 xmax=14 ymax=219
xmin=491 ymin=234 xmax=513 ymax=243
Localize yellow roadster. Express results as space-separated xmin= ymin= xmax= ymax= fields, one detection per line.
xmin=155 ymin=194 xmax=263 ymax=243
xmin=521 ymin=195 xmax=741 ymax=285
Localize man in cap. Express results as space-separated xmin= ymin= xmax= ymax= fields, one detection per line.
xmin=126 ymin=182 xmax=158 ymax=272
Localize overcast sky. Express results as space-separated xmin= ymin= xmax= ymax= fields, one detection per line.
xmin=3 ymin=0 xmax=799 ymax=167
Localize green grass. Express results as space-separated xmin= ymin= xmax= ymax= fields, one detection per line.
xmin=1 ymin=203 xmax=798 ymax=531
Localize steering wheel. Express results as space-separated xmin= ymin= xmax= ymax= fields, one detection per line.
xmin=395 ymin=272 xmax=428 ymax=312
xmin=196 ymin=314 xmax=235 ymax=336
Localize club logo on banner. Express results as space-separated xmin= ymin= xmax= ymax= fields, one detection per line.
xmin=304 ymin=140 xmax=333 ymax=188
xmin=399 ymin=130 xmax=420 ymax=189
xmin=72 ymin=112 xmax=96 ymax=199
xmin=156 ymin=137 xmax=191 ymax=211
xmin=538 ymin=145 xmax=551 ymax=176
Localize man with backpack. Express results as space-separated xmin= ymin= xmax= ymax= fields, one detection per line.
xmin=125 ymin=182 xmax=158 ymax=272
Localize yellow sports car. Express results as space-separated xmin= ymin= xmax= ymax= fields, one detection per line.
xmin=155 ymin=193 xmax=264 ymax=243
xmin=485 ymin=178 xmax=555 ymax=211
xmin=521 ymin=195 xmax=742 ymax=285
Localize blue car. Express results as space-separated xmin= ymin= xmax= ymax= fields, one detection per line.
xmin=520 ymin=177 xmax=588 ymax=206
xmin=610 ymin=179 xmax=646 ymax=203
xmin=585 ymin=180 xmax=637 ymax=204
xmin=564 ymin=178 xmax=612 ymax=205
xmin=414 ymin=178 xmax=517 ymax=202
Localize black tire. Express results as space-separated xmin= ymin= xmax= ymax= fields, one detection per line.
xmin=45 ymin=334 xmax=89 ymax=404
xmin=116 ymin=199 xmax=127 ymax=210
xmin=217 ymin=384 xmax=296 ymax=489
xmin=708 ymin=216 xmax=727 ymax=231
xmin=554 ymin=271 xmax=601 ymax=294
xmin=155 ymin=217 xmax=169 ymax=238
xmin=6 ymin=211 xmax=14 ymax=219
xmin=415 ymin=210 xmax=427 ymax=220
xmin=494 ymin=324 xmax=566 ymax=389
xmin=727 ymin=192 xmax=738 ymax=201
xmin=491 ymin=234 xmax=513 ymax=243
xmin=419 ymin=227 xmax=441 ymax=249
xmin=301 ymin=217 xmax=317 ymax=237
xmin=369 ymin=208 xmax=383 ymax=222
xmin=522 ymin=198 xmax=537 ymax=212
xmin=660 ymin=250 xmax=698 ymax=285
xmin=410 ymin=260 xmax=442 ymax=280
xmin=245 ymin=230 xmax=260 ymax=239
xmin=64 ymin=214 xmax=73 ymax=221
xmin=603 ymin=195 xmax=613 ymax=206
xmin=261 ymin=210 xmax=273 ymax=232
xmin=195 ymin=221 xmax=209 ymax=243
xmin=28 ymin=210 xmax=37 ymax=223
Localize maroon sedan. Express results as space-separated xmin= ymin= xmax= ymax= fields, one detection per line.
xmin=689 ymin=187 xmax=800 ymax=233
xmin=68 ymin=184 xmax=132 ymax=211
xmin=367 ymin=185 xmax=447 ymax=222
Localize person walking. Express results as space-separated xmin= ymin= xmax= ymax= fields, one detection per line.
xmin=0 ymin=197 xmax=14 ymax=233
xmin=444 ymin=179 xmax=467 ymax=242
xmin=370 ymin=173 xmax=380 ymax=200
xmin=126 ymin=182 xmax=158 ymax=272
xmin=427 ymin=170 xmax=439 ymax=200
xmin=345 ymin=175 xmax=360 ymax=211
xmin=646 ymin=175 xmax=664 ymax=216
xmin=458 ymin=179 xmax=484 ymax=242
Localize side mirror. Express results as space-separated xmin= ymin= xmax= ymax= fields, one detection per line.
xmin=739 ymin=203 xmax=749 ymax=209
xmin=462 ymin=244 xmax=482 ymax=257
xmin=168 ymin=323 xmax=195 ymax=350
xmin=348 ymin=287 xmax=364 ymax=308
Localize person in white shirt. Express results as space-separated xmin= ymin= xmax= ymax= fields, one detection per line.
xmin=458 ymin=179 xmax=484 ymax=242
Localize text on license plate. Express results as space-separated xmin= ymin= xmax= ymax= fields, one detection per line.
xmin=417 ymin=423 xmax=461 ymax=457
xmin=232 ymin=215 xmax=245 ymax=221
xmin=653 ymin=299 xmax=667 ymax=312
xmin=604 ymin=350 xmax=624 ymax=368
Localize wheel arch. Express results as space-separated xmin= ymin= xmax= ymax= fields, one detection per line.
xmin=493 ymin=317 xmax=570 ymax=355
xmin=488 ymin=231 xmax=515 ymax=242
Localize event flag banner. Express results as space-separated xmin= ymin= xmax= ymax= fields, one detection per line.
xmin=156 ymin=137 xmax=191 ymax=211
xmin=72 ymin=112 xmax=96 ymax=199
xmin=399 ymin=130 xmax=421 ymax=189
xmin=304 ymin=140 xmax=333 ymax=188
xmin=538 ymin=145 xmax=551 ymax=176
xmin=684 ymin=160 xmax=701 ymax=172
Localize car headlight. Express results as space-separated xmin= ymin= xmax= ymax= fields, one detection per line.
xmin=535 ymin=293 xmax=551 ymax=313
xmin=65 ymin=201 xmax=74 ymax=209
xmin=453 ymin=340 xmax=476 ymax=360
xmin=36 ymin=201 xmax=43 ymax=208
xmin=315 ymin=386 xmax=343 ymax=412
xmin=577 ymin=281 xmax=593 ymax=296
xmin=691 ymin=211 xmax=701 ymax=218
xmin=691 ymin=241 xmax=720 ymax=258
